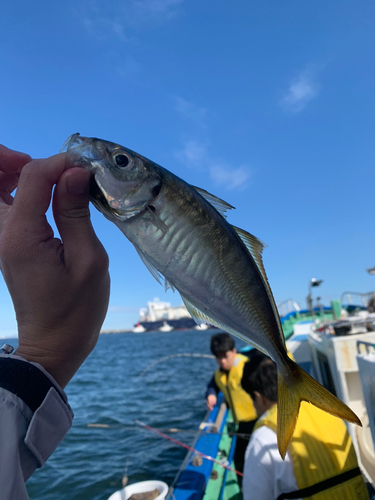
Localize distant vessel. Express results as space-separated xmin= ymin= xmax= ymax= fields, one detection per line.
xmin=135 ymin=298 xmax=199 ymax=332
xmin=133 ymin=323 xmax=146 ymax=333
xmin=195 ymin=323 xmax=210 ymax=331
xmin=159 ymin=321 xmax=174 ymax=332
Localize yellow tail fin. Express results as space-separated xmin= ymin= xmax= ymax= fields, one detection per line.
xmin=277 ymin=358 xmax=361 ymax=459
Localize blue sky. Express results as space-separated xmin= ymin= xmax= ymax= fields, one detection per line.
xmin=1 ymin=0 xmax=375 ymax=336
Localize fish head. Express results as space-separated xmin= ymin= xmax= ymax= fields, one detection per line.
xmin=61 ymin=133 xmax=162 ymax=222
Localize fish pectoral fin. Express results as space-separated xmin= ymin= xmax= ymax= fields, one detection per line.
xmin=277 ymin=358 xmax=361 ymax=460
xmin=135 ymin=247 xmax=163 ymax=286
xmin=191 ymin=186 xmax=235 ymax=218
xmin=135 ymin=246 xmax=175 ymax=292
xmin=146 ymin=206 xmax=168 ymax=233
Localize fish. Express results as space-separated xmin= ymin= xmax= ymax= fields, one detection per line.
xmin=61 ymin=133 xmax=361 ymax=458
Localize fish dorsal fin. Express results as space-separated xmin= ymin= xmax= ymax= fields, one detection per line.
xmin=232 ymin=226 xmax=285 ymax=345
xmin=135 ymin=247 xmax=175 ymax=292
xmin=192 ymin=186 xmax=235 ymax=218
xmin=232 ymin=226 xmax=268 ymax=280
xmin=180 ymin=293 xmax=270 ymax=355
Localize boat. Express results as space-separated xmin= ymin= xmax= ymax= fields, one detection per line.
xmin=167 ymin=291 xmax=375 ymax=500
xmin=110 ymin=290 xmax=375 ymax=500
xmin=194 ymin=323 xmax=210 ymax=331
xmin=159 ymin=321 xmax=174 ymax=332
xmin=135 ymin=298 xmax=197 ymax=332
xmin=133 ymin=323 xmax=146 ymax=333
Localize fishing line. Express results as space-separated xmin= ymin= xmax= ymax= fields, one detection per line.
xmin=138 ymin=353 xmax=215 ymax=377
xmin=134 ymin=419 xmax=243 ymax=477
xmin=86 ymin=422 xmax=252 ymax=438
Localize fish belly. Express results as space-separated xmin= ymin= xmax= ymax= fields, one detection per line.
xmin=117 ymin=179 xmax=285 ymax=362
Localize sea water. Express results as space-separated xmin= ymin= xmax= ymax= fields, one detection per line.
xmin=3 ymin=329 xmax=246 ymax=500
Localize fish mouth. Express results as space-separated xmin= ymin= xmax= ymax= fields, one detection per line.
xmin=60 ymin=133 xmax=83 ymax=153
xmin=89 ymin=175 xmax=123 ymax=220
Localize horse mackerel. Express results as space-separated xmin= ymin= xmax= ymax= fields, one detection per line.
xmin=61 ymin=133 xmax=361 ymax=458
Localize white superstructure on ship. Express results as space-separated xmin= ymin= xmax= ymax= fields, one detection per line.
xmin=135 ymin=298 xmax=197 ymax=332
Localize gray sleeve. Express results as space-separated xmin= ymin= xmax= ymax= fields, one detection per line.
xmin=0 ymin=354 xmax=74 ymax=500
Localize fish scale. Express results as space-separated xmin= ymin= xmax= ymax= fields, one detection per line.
xmin=62 ymin=133 xmax=362 ymax=459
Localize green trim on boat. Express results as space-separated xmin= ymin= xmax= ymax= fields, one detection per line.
xmin=202 ymin=411 xmax=242 ymax=500
xmin=282 ymin=311 xmax=335 ymax=341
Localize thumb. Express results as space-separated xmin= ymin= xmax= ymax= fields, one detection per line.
xmin=52 ymin=168 xmax=103 ymax=263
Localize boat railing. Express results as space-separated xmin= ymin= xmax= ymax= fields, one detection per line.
xmin=341 ymin=291 xmax=375 ymax=308
xmin=277 ymin=299 xmax=301 ymax=318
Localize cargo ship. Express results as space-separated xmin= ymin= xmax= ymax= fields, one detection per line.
xmin=134 ymin=297 xmax=197 ymax=332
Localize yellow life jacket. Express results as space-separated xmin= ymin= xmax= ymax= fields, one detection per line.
xmin=254 ymin=403 xmax=369 ymax=500
xmin=214 ymin=353 xmax=257 ymax=423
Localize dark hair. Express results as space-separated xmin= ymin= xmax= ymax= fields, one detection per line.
xmin=210 ymin=333 xmax=235 ymax=357
xmin=242 ymin=355 xmax=278 ymax=403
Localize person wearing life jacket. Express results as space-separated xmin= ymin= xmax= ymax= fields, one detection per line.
xmin=241 ymin=355 xmax=369 ymax=500
xmin=206 ymin=333 xmax=259 ymax=475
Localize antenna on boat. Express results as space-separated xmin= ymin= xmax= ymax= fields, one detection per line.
xmin=306 ymin=278 xmax=323 ymax=319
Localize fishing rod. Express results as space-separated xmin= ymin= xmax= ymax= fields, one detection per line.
xmin=134 ymin=419 xmax=243 ymax=477
xmin=138 ymin=353 xmax=215 ymax=377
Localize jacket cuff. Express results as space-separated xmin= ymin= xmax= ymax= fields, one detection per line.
xmin=0 ymin=354 xmax=73 ymax=467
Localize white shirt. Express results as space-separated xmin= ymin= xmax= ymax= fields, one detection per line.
xmin=243 ymin=425 xmax=300 ymax=500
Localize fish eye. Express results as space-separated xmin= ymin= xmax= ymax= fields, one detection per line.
xmin=114 ymin=154 xmax=130 ymax=168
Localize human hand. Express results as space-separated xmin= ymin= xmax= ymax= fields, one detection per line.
xmin=0 ymin=145 xmax=110 ymax=388
xmin=207 ymin=394 xmax=217 ymax=411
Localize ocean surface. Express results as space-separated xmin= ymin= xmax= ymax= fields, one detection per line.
xmin=4 ymin=329 xmax=247 ymax=500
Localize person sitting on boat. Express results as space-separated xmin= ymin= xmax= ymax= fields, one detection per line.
xmin=241 ymin=354 xmax=369 ymax=500
xmin=206 ymin=332 xmax=259 ymax=475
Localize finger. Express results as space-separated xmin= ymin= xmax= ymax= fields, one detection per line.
xmin=0 ymin=145 xmax=31 ymax=173
xmin=11 ymin=153 xmax=68 ymax=226
xmin=0 ymin=172 xmax=19 ymax=205
xmin=52 ymin=168 xmax=108 ymax=268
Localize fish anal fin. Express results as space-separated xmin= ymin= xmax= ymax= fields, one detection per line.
xmin=165 ymin=278 xmax=176 ymax=293
xmin=180 ymin=294 xmax=271 ymax=356
xmin=180 ymin=295 xmax=215 ymax=327
xmin=192 ymin=186 xmax=235 ymax=218
xmin=277 ymin=358 xmax=361 ymax=460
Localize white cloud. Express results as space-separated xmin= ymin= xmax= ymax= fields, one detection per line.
xmin=174 ymin=97 xmax=252 ymax=191
xmin=77 ymin=0 xmax=184 ymax=41
xmin=175 ymin=139 xmax=251 ymax=190
xmin=210 ymin=164 xmax=251 ymax=190
xmin=174 ymin=97 xmax=207 ymax=127
xmin=280 ymin=70 xmax=320 ymax=113
xmin=175 ymin=139 xmax=207 ymax=165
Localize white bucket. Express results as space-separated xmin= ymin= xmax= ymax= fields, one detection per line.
xmin=108 ymin=480 xmax=169 ymax=500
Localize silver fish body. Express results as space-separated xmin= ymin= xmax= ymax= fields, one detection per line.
xmin=62 ymin=133 xmax=284 ymax=363
xmin=61 ymin=133 xmax=361 ymax=458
